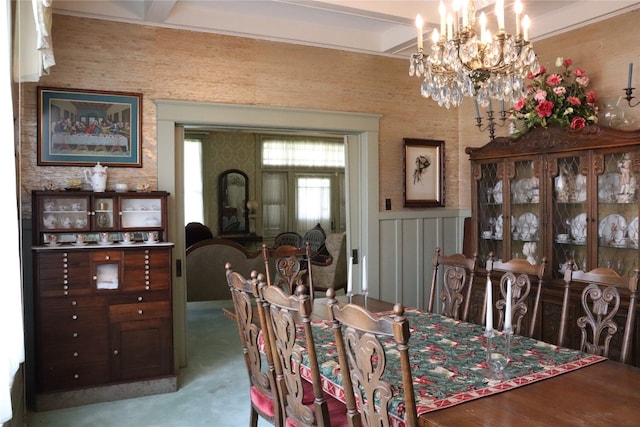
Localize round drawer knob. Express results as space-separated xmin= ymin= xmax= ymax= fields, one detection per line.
xmin=73 ymin=352 xmax=78 ymax=357
xmin=93 ymin=276 xmax=97 ymax=281
xmin=63 ymin=285 xmax=69 ymax=290
xmin=72 ymin=314 xmax=78 ymax=320
xmin=72 ymin=332 xmax=78 ymax=338
xmin=73 ymin=374 xmax=79 ymax=379
xmin=105 ymin=255 xmax=110 ymax=260
xmin=145 ymin=285 xmax=150 ymax=290
xmin=71 ymin=300 xmax=77 ymax=305
xmin=138 ymin=309 xmax=143 ymax=315
xmin=113 ymin=350 xmax=119 ymax=355
xmin=137 ymin=296 xmax=143 ymax=301
xmin=64 ymin=291 xmax=69 ymax=296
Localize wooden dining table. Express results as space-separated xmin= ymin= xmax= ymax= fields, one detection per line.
xmin=307 ymin=294 xmax=640 ymax=427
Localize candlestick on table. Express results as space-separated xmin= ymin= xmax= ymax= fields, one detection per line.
xmin=346 ymin=256 xmax=353 ymax=302
xmin=628 ymin=63 xmax=634 ymax=88
xmin=362 ymin=256 xmax=368 ymax=292
xmin=485 ymin=277 xmax=493 ymax=333
xmin=504 ymin=278 xmax=512 ymax=332
xmin=504 ymin=278 xmax=513 ymax=364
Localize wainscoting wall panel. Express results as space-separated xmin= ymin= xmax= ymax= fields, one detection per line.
xmin=379 ymin=209 xmax=470 ymax=311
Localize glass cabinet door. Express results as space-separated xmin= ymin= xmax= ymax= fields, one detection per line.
xmin=92 ymin=195 xmax=117 ymax=230
xmin=39 ymin=194 xmax=91 ymax=244
xmin=119 ymin=196 xmax=164 ymax=230
xmin=509 ymin=159 xmax=542 ymax=264
xmin=595 ymin=151 xmax=639 ymax=276
xmin=551 ymin=155 xmax=588 ymax=279
xmin=477 ymin=162 xmax=502 ymax=268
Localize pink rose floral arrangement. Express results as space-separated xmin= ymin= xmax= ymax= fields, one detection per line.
xmin=512 ymin=57 xmax=598 ymax=133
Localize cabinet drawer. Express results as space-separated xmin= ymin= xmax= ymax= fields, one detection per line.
xmin=90 ymin=249 xmax=123 ymax=262
xmin=37 ymin=361 xmax=110 ymax=392
xmin=109 ymin=301 xmax=171 ymax=323
xmin=122 ymin=249 xmax=172 ymax=291
xmin=36 ymin=251 xmax=91 ymax=297
xmin=109 ymin=290 xmax=170 ymax=305
xmin=37 ymin=333 xmax=108 ymax=364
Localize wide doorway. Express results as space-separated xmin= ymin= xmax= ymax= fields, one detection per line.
xmin=156 ymin=100 xmax=381 ymax=370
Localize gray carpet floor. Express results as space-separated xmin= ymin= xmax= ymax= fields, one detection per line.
xmin=26 ymin=300 xmax=271 ymax=427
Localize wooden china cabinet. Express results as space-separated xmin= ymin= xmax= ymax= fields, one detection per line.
xmin=31 ymin=190 xmax=176 ymax=409
xmin=466 ymin=125 xmax=640 ymax=366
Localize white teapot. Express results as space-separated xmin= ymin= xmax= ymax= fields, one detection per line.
xmin=43 ymin=214 xmax=58 ymax=229
xmin=83 ymin=162 xmax=108 ymax=192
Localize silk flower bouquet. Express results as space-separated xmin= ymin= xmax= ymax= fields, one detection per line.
xmin=512 ymin=57 xmax=598 ymax=134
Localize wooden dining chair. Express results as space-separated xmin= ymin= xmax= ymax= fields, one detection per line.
xmin=259 ymin=282 xmax=349 ymax=427
xmin=562 ymin=264 xmax=639 ymax=364
xmin=485 ymin=253 xmax=547 ymax=338
xmin=428 ymin=247 xmax=479 ymax=321
xmin=225 ymin=264 xmax=283 ymax=427
xmin=262 ymin=243 xmax=315 ymax=297
xmin=326 ymin=288 xmax=418 ymax=427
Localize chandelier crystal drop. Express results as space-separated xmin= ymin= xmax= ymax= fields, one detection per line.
xmin=409 ymin=0 xmax=540 ymax=109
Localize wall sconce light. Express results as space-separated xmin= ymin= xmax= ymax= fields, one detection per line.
xmin=475 ymin=98 xmax=508 ymax=140
xmin=623 ymin=62 xmax=640 ymax=107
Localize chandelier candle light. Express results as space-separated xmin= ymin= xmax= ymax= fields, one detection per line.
xmin=410 ymin=0 xmax=540 ymax=109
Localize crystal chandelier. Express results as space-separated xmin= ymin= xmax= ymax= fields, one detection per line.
xmin=409 ymin=0 xmax=540 ymax=109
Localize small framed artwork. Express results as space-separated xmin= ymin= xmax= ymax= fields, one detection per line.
xmin=37 ymin=87 xmax=142 ymax=167
xmin=403 ymin=138 xmax=445 ymax=207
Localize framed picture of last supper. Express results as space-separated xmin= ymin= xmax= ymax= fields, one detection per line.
xmin=37 ymin=87 xmax=142 ymax=167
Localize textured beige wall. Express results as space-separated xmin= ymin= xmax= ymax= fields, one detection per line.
xmin=18 ymin=14 xmax=458 ymax=218
xmin=19 ymin=11 xmax=640 ymax=217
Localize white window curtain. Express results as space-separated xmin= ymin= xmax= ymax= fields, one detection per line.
xmin=13 ymin=0 xmax=55 ymax=82
xmin=262 ymin=172 xmax=287 ymax=237
xmin=296 ymin=176 xmax=331 ymax=234
xmin=184 ymin=139 xmax=204 ymax=225
xmin=262 ymin=138 xmax=345 ymax=167
xmin=2 ymin=0 xmax=25 ymax=422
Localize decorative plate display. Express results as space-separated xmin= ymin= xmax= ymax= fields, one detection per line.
xmin=493 ymin=214 xmax=514 ymax=239
xmin=571 ymin=213 xmax=587 ymax=242
xmin=598 ymin=214 xmax=627 ymax=243
xmin=628 ymin=217 xmax=639 ymax=247
xmin=492 ymin=180 xmax=503 ymax=204
xmin=517 ymin=212 xmax=538 ymax=239
xmin=598 ymin=173 xmax=620 ymax=203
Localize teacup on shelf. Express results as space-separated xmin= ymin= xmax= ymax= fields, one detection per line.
xmin=557 ymin=233 xmax=570 ymax=242
xmin=481 ymin=231 xmax=492 ymax=239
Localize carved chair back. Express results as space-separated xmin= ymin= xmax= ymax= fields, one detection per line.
xmin=225 ymin=264 xmax=282 ymax=427
xmin=429 ymin=247 xmax=478 ymax=321
xmin=563 ymin=265 xmax=639 ymax=364
xmin=326 ymin=288 xmax=418 ymax=427
xmin=259 ymin=283 xmax=338 ymax=426
xmin=485 ymin=254 xmax=547 ymax=338
xmin=262 ymin=243 xmax=314 ymax=298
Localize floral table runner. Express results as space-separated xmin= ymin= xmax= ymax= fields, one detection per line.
xmin=298 ymin=307 xmax=605 ymax=423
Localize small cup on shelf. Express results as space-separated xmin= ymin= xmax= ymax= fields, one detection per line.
xmin=481 ymin=231 xmax=493 ymax=239
xmin=557 ymin=233 xmax=569 ymax=242
xmin=146 ymin=231 xmax=158 ymax=243
xmin=115 ymin=183 xmax=128 ymax=192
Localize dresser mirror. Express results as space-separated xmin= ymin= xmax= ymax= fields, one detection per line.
xmin=218 ymin=169 xmax=249 ymax=235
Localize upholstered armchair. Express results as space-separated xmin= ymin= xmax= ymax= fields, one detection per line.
xmin=312 ymin=232 xmax=347 ymax=293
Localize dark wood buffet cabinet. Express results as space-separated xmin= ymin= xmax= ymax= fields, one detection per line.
xmin=31 ymin=190 xmax=175 ymax=409
xmin=466 ymin=125 xmax=640 ymax=366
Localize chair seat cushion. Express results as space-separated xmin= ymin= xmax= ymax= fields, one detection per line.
xmin=250 ymin=385 xmax=275 ymax=417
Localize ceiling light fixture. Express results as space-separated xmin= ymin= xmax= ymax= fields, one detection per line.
xmin=409 ymin=0 xmax=540 ymax=109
